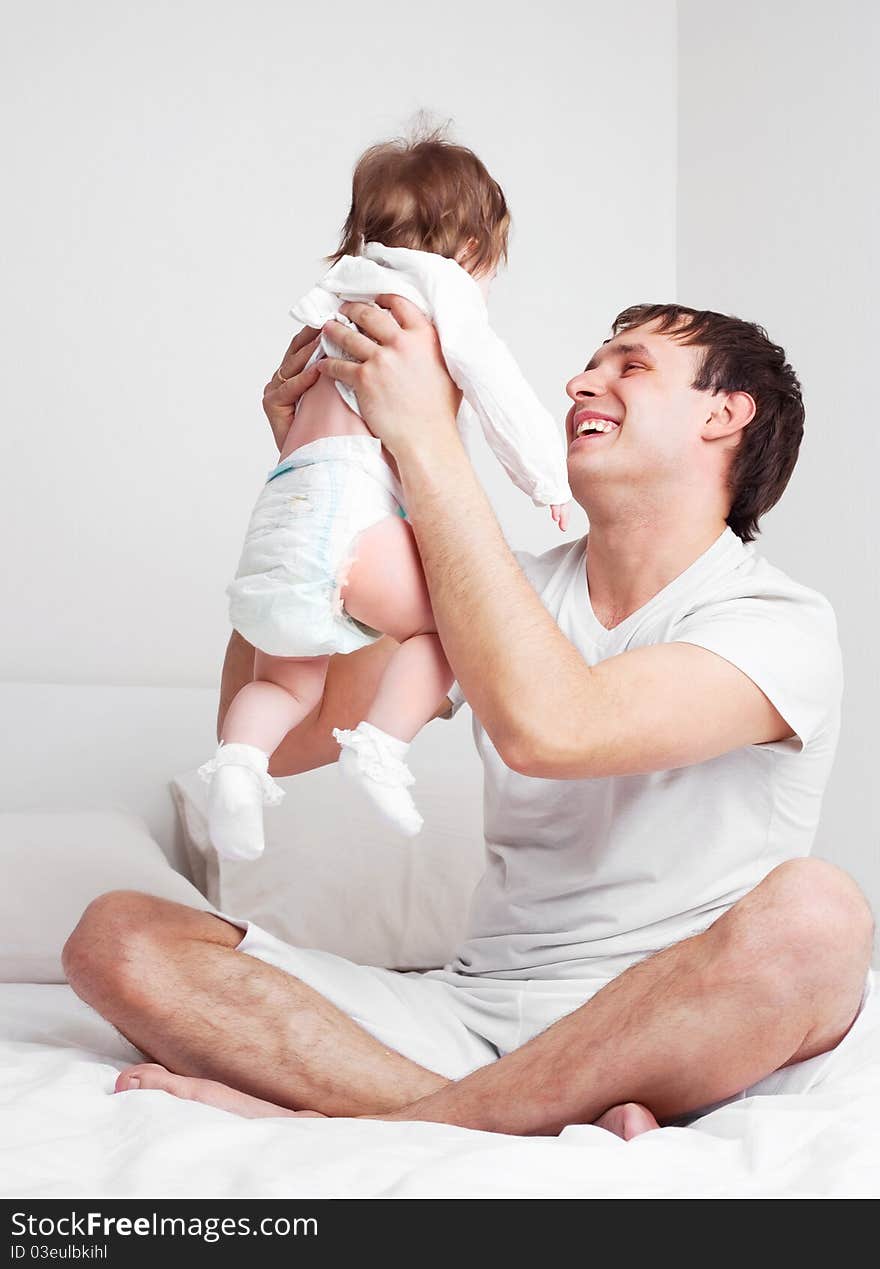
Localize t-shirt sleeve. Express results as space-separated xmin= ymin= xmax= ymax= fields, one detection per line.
xmin=440 ymin=678 xmax=467 ymax=720
xmin=671 ymin=585 xmax=843 ymax=754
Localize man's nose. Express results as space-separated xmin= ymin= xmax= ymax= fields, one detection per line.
xmin=566 ymin=370 xmax=603 ymax=401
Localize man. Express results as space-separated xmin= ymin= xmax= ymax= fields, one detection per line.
xmin=63 ymin=299 xmax=874 ymax=1138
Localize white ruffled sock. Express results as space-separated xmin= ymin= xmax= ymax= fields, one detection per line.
xmin=332 ymin=721 xmax=423 ymax=838
xmin=197 ymin=742 xmax=285 ymax=862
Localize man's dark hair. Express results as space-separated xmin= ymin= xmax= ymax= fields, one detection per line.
xmin=611 ymin=303 xmax=805 ymax=543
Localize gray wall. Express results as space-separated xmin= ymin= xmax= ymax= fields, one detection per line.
xmin=678 ymin=0 xmax=880 ymax=914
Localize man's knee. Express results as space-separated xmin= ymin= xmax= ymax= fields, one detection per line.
xmin=763 ymin=857 xmax=873 ymax=967
xmin=722 ymin=858 xmax=874 ymax=994
xmin=62 ymin=890 xmax=207 ymax=1003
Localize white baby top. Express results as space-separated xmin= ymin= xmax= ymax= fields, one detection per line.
xmin=446 ymin=527 xmax=844 ymax=980
xmin=289 ymin=243 xmax=571 ymax=508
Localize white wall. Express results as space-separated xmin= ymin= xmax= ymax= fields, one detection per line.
xmin=678 ymin=0 xmax=880 ymax=914
xmin=0 ymin=0 xmax=677 ymax=687
xmin=3 ymin=2 xmax=872 ymax=917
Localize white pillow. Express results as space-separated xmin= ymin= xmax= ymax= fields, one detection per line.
xmin=0 ymin=809 xmax=215 ymax=983
xmin=172 ymin=713 xmax=486 ymax=970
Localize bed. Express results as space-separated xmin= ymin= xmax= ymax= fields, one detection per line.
xmin=1 ymin=681 xmax=878 ymax=1199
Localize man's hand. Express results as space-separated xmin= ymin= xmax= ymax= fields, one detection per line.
xmin=262 ymin=326 xmax=321 ymax=452
xmin=317 ymin=295 xmax=462 ymax=461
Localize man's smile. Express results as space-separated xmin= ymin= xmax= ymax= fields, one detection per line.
xmin=569 ymin=409 xmax=622 ymax=446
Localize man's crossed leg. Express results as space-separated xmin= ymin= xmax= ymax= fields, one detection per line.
xmin=62 ymin=858 xmax=873 ymax=1138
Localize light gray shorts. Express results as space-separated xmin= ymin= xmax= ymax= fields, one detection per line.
xmin=227 ymin=435 xmax=406 ymax=658
xmin=218 ymin=910 xmax=877 ymax=1122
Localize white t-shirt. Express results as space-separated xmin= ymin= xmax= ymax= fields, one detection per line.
xmin=446 ymin=527 xmax=844 ymax=981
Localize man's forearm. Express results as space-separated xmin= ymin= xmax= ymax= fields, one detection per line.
xmin=217 ymin=631 xmax=255 ymax=741
xmin=397 ymin=434 xmax=589 ymax=766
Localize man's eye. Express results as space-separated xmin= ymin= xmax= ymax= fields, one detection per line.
xmin=624 ymin=363 xmax=646 ymax=372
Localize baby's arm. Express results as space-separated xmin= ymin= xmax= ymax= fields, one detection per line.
xmin=550 ymin=503 xmax=571 ymax=532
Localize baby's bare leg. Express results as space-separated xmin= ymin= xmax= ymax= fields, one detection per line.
xmin=341 ymin=515 xmax=453 ymax=739
xmin=333 ymin=516 xmax=454 ymax=834
xmin=367 ymin=633 xmax=453 ymax=740
xmin=222 ymin=652 xmax=330 ymax=755
xmin=205 ymin=654 xmax=330 ymax=860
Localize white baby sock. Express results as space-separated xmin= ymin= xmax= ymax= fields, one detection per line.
xmin=332 ymin=721 xmax=423 ymax=837
xmin=197 ymin=742 xmax=285 ymax=862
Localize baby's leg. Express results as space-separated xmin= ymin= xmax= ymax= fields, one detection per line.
xmin=222 ymin=653 xmax=330 ymax=755
xmin=367 ymin=633 xmax=453 ymax=741
xmin=340 ymin=514 xmax=453 ymax=737
xmin=333 ymin=516 xmax=454 ymax=836
xmin=202 ymin=653 xmax=329 ymax=861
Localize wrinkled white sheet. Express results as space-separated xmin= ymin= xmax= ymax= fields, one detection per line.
xmin=2 ymin=983 xmax=879 ymax=1199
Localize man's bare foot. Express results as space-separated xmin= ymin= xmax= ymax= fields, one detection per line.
xmin=593 ymin=1102 xmax=660 ymax=1140
xmin=114 ymin=1063 xmax=325 ymax=1120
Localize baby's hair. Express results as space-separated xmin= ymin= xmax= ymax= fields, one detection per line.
xmin=329 ymin=119 xmax=510 ymax=277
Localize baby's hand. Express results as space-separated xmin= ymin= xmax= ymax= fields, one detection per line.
xmin=550 ymin=502 xmax=571 ymax=532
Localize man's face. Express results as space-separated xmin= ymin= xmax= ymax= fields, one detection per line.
xmin=564 ymin=321 xmax=717 ymax=500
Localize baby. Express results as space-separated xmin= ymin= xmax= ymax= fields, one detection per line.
xmin=199 ymin=129 xmax=572 ymax=860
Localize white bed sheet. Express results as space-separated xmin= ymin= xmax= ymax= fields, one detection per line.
xmin=2 ymin=982 xmax=879 ymax=1199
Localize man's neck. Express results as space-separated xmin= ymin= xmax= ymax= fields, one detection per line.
xmin=583 ymin=508 xmax=729 ymax=632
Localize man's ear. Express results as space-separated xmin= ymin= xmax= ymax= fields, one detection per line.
xmin=703 ymin=390 xmax=756 ymax=442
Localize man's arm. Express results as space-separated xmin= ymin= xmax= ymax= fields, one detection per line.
xmin=317 ymin=298 xmax=793 ymax=778
xmin=398 ymin=440 xmax=791 ymax=776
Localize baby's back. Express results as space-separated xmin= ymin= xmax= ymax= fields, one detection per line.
xmin=279 ymin=360 xmax=402 ymax=483
xmin=280 ymin=373 xmax=365 ymax=455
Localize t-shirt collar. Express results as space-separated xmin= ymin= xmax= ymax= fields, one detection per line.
xmin=580 ymin=525 xmax=746 ymax=641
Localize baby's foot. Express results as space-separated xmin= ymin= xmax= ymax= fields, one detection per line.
xmin=333 ymin=722 xmax=423 ymax=837
xmin=206 ymin=763 xmax=267 ymax=860
xmin=197 ymin=742 xmax=284 ymax=861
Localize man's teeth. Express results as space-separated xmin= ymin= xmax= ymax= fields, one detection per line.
xmin=576 ymin=419 xmax=619 ymax=435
